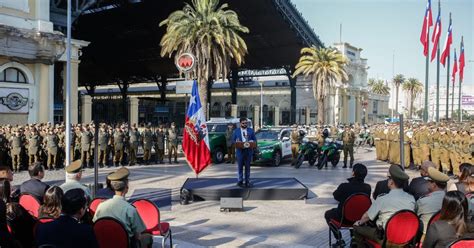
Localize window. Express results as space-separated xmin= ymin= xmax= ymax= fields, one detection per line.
xmin=0 ymin=68 xmax=28 ymax=83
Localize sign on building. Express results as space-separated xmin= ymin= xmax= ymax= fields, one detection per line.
xmin=175 ymin=80 xmax=194 ymax=94
xmin=0 ymin=87 xmax=29 ymax=113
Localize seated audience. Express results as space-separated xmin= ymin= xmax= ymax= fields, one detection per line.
xmin=38 ymin=186 xmax=64 ymax=219
xmin=6 ymin=202 xmax=37 ymax=248
xmin=93 ymin=167 xmax=152 ymax=248
xmin=409 ymin=161 xmax=433 ymax=200
xmin=416 ymin=167 xmax=449 ymax=234
xmin=372 ymin=177 xmax=389 ymax=200
xmin=352 ymin=165 xmax=415 ymax=246
xmin=20 ymin=162 xmax=49 ymax=202
xmin=0 ymin=179 xmax=11 ymax=202
xmin=95 ymin=172 xmax=115 ymax=198
xmin=422 ymin=191 xmax=474 ymax=248
xmin=36 ymin=188 xmax=99 ymax=248
xmin=0 ymin=200 xmax=20 ymax=248
xmin=60 ymin=160 xmax=91 ymax=199
xmin=448 ymin=163 xmax=473 ymax=193
xmin=324 ymin=163 xmax=371 ymax=246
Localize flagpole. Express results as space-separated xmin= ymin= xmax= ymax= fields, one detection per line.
xmin=459 ymin=77 xmax=462 ymax=122
xmin=451 ymin=48 xmax=456 ymax=120
xmin=446 ymin=53 xmax=450 ymax=120
xmin=436 ymin=45 xmax=440 ymax=122
xmin=423 ymin=26 xmax=430 ymax=123
xmin=459 ymin=36 xmax=464 ymax=123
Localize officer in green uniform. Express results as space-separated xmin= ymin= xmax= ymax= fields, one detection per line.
xmin=128 ymin=127 xmax=140 ymax=166
xmin=114 ymin=127 xmax=125 ymax=167
xmin=98 ymin=125 xmax=109 ymax=167
xmin=290 ymin=125 xmax=301 ymax=165
xmin=10 ymin=129 xmax=24 ymax=172
xmin=81 ymin=127 xmax=93 ymax=168
xmin=416 ymin=167 xmax=449 ymax=234
xmin=167 ymin=122 xmax=179 ymax=164
xmin=342 ymin=125 xmax=356 ymax=168
xmin=28 ymin=128 xmax=41 ymax=165
xmin=225 ymin=123 xmax=235 ymax=164
xmin=0 ymin=129 xmax=8 ymax=167
xmin=154 ymin=125 xmax=165 ymax=164
xmin=46 ymin=129 xmax=59 ymax=170
xmin=142 ymin=125 xmax=153 ymax=165
xmin=92 ymin=167 xmax=152 ymax=248
xmin=74 ymin=126 xmax=82 ymax=160
xmin=60 ymin=160 xmax=91 ymax=199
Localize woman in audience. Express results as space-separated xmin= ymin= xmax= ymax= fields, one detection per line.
xmin=6 ymin=202 xmax=36 ymax=248
xmin=0 ymin=179 xmax=11 ymax=203
xmin=423 ymin=191 xmax=474 ymax=248
xmin=448 ymin=163 xmax=473 ymax=193
xmin=39 ymin=186 xmax=64 ymax=219
xmin=0 ymin=200 xmax=20 ymax=248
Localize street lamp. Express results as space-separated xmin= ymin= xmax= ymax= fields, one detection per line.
xmin=259 ymin=81 xmax=263 ymax=128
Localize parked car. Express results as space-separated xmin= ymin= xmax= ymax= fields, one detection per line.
xmin=253 ymin=127 xmax=293 ymax=166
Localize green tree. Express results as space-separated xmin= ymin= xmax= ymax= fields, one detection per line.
xmin=369 ymin=78 xmax=390 ymax=95
xmin=393 ymin=74 xmax=405 ymax=114
xmin=402 ymin=78 xmax=424 ymax=119
xmin=293 ymin=47 xmax=348 ymax=124
xmin=160 ymin=0 xmax=249 ymax=118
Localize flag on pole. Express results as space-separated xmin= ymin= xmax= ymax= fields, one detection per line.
xmin=459 ymin=37 xmax=465 ymax=82
xmin=440 ymin=17 xmax=452 ymax=66
xmin=452 ymin=49 xmax=458 ymax=83
xmin=420 ymin=0 xmax=433 ymax=56
xmin=182 ymin=80 xmax=212 ymax=175
xmin=430 ymin=4 xmax=441 ymax=62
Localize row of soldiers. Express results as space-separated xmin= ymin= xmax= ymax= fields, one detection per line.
xmin=0 ymin=122 xmax=181 ymax=172
xmin=373 ymin=122 xmax=474 ymax=175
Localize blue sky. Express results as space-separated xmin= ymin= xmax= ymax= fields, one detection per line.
xmin=292 ymin=0 xmax=473 ymax=85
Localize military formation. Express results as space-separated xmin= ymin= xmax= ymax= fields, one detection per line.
xmin=0 ymin=122 xmax=181 ymax=172
xmin=373 ymin=122 xmax=474 ymax=174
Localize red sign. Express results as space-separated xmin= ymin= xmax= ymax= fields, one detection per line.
xmin=176 ymin=53 xmax=196 ymax=72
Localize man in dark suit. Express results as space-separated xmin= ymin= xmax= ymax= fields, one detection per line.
xmin=232 ymin=118 xmax=257 ymax=188
xmin=372 ymin=178 xmax=390 ymax=200
xmin=20 ymin=162 xmax=49 ymax=202
xmin=408 ymin=160 xmax=432 ymax=200
xmin=324 ymin=163 xmax=371 ymax=247
xmin=36 ymin=188 xmax=99 ymax=248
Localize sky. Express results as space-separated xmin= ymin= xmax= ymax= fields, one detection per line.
xmin=292 ymin=0 xmax=473 ymax=85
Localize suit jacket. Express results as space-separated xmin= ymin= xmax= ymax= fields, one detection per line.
xmin=333 ymin=178 xmax=371 ymax=216
xmin=20 ymin=178 xmax=49 ymax=202
xmin=373 ymin=179 xmax=390 ymax=200
xmin=408 ymin=176 xmax=430 ymax=200
xmin=36 ymin=215 xmax=99 ymax=248
xmin=232 ymin=128 xmax=257 ymax=157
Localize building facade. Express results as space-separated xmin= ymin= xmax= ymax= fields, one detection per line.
xmin=428 ymin=84 xmax=474 ymax=121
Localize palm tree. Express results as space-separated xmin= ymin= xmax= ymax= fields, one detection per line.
xmin=369 ymin=78 xmax=390 ymax=95
xmin=159 ymin=0 xmax=249 ymax=118
xmin=402 ymin=78 xmax=424 ymax=119
xmin=393 ymin=74 xmax=405 ymax=114
xmin=293 ymin=47 xmax=348 ymax=124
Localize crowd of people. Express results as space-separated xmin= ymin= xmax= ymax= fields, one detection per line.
xmin=0 ymin=122 xmax=182 ymax=173
xmin=0 ymin=161 xmax=153 ymax=248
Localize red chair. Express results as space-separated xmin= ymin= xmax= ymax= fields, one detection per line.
xmin=93 ymin=217 xmax=129 ymax=248
xmin=427 ymin=210 xmax=441 ymax=227
xmin=132 ymin=199 xmax=172 ymax=248
xmin=7 ymin=223 xmax=12 ymax=234
xmin=38 ymin=218 xmax=55 ymax=224
xmin=449 ymin=238 xmax=474 ymax=248
xmin=19 ymin=194 xmax=41 ymax=218
xmin=328 ymin=193 xmax=372 ymax=247
xmin=365 ymin=210 xmax=421 ymax=248
xmin=89 ymin=197 xmax=107 ymax=216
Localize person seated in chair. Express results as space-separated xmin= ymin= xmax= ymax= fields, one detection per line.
xmin=60 ymin=160 xmax=91 ymax=200
xmin=352 ymin=165 xmax=415 ymax=246
xmin=93 ymin=167 xmax=152 ymax=248
xmin=324 ymin=163 xmax=371 ymax=247
xmin=20 ymin=162 xmax=49 ymax=203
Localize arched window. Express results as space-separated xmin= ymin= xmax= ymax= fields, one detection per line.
xmin=0 ymin=67 xmax=28 ymax=83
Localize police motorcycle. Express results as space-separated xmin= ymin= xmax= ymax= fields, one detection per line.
xmin=316 ymin=129 xmax=343 ymax=169
xmin=355 ymin=126 xmax=374 ymax=148
xmin=294 ymin=136 xmax=320 ymax=169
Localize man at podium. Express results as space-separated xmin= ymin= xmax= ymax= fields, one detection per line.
xmin=232 ymin=118 xmax=257 ymax=188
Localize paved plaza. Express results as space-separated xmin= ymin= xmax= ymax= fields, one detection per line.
xmin=12 ymin=148 xmax=419 ymax=248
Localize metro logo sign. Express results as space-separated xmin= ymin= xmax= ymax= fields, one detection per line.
xmin=176 ymin=53 xmax=196 ymax=72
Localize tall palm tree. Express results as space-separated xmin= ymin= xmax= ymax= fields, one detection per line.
xmin=403 ymin=78 xmax=424 ymax=119
xmin=159 ymin=0 xmax=249 ymax=118
xmin=293 ymin=47 xmax=348 ymax=124
xmin=369 ymin=78 xmax=390 ymax=95
xmin=393 ymin=74 xmax=405 ymax=114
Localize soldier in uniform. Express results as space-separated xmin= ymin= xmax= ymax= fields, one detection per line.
xmin=290 ymin=125 xmax=301 ymax=166
xmin=142 ymin=125 xmax=153 ymax=165
xmin=58 ymin=126 xmax=66 ymax=168
xmin=0 ymin=128 xmax=8 ymax=167
xmin=438 ymin=128 xmax=451 ymax=173
xmin=28 ymin=128 xmax=41 ymax=165
xmin=81 ymin=126 xmax=93 ymax=168
xmin=225 ymin=123 xmax=235 ymax=164
xmin=74 ymin=126 xmax=82 ymax=160
xmin=128 ymin=126 xmax=140 ymax=166
xmin=107 ymin=127 xmax=115 ymax=165
xmin=46 ymin=129 xmax=59 ymax=170
xmin=10 ymin=129 xmax=24 ymax=172
xmin=154 ymin=125 xmax=165 ymax=164
xmin=167 ymin=122 xmax=179 ymax=164
xmin=430 ymin=127 xmax=441 ymax=170
xmin=114 ymin=127 xmax=125 ymax=166
xmin=342 ymin=125 xmax=356 ymax=168
xmin=98 ymin=125 xmax=109 ymax=167
xmin=419 ymin=126 xmax=431 ymax=165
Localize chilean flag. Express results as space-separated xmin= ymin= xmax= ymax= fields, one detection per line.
xmin=459 ymin=38 xmax=465 ymax=82
xmin=182 ymin=80 xmax=212 ymax=175
xmin=430 ymin=8 xmax=441 ymax=62
xmin=440 ymin=20 xmax=452 ymax=66
xmin=452 ymin=49 xmax=458 ymax=83
xmin=420 ymin=0 xmax=433 ymax=57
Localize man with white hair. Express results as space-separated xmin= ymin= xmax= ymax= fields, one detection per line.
xmin=60 ymin=160 xmax=91 ymax=199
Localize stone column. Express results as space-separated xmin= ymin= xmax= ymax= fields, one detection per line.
xmin=253 ymin=106 xmax=260 ymax=129
xmin=37 ymin=64 xmax=54 ymax=123
xmin=305 ymin=107 xmax=311 ymax=125
xmin=129 ymin=97 xmax=139 ymax=125
xmin=355 ymin=96 xmax=360 ymax=124
xmin=71 ymin=61 xmax=79 ymax=124
xmin=231 ymin=104 xmax=238 ymax=118
xmin=334 ymin=88 xmax=340 ymax=125
xmin=81 ymin=95 xmax=92 ymax=123
xmin=274 ymin=106 xmax=280 ymax=126
xmin=342 ymin=92 xmax=348 ymax=124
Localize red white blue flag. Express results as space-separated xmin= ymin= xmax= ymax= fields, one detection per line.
xmin=459 ymin=37 xmax=465 ymax=82
xmin=440 ymin=18 xmax=452 ymax=66
xmin=430 ymin=6 xmax=441 ymax=62
xmin=452 ymin=49 xmax=458 ymax=83
xmin=420 ymin=0 xmax=433 ymax=57
xmin=182 ymin=80 xmax=211 ymax=175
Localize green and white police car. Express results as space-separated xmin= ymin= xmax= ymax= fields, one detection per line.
xmin=253 ymin=127 xmax=293 ymax=166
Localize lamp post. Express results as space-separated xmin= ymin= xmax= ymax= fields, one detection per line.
xmin=65 ymin=0 xmax=72 ymax=179
xmin=259 ymin=81 xmax=263 ymax=128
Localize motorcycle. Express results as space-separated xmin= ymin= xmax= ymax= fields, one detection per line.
xmin=317 ymin=138 xmax=342 ymax=169
xmin=355 ymin=130 xmax=374 ymax=150
xmin=295 ymin=137 xmax=320 ymax=168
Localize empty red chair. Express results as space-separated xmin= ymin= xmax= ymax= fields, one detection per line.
xmin=89 ymin=198 xmax=107 ymax=216
xmin=19 ymin=194 xmax=41 ymax=218
xmin=365 ymin=210 xmax=421 ymax=248
xmin=132 ymin=199 xmax=172 ymax=248
xmin=93 ymin=217 xmax=129 ymax=248
xmin=449 ymin=238 xmax=474 ymax=248
xmin=328 ymin=193 xmax=371 ymax=247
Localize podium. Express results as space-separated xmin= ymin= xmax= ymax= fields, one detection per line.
xmin=235 ymin=141 xmax=256 ymax=149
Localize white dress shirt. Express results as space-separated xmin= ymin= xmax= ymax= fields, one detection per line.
xmin=240 ymin=128 xmax=248 ymax=142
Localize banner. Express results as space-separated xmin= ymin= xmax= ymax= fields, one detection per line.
xmin=0 ymin=87 xmax=29 ymax=113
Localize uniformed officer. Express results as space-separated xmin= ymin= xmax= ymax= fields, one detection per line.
xmin=46 ymin=129 xmax=59 ymax=170
xmin=74 ymin=126 xmax=82 ymax=160
xmin=28 ymin=128 xmax=41 ymax=165
xmin=98 ymin=125 xmax=109 ymax=167
xmin=0 ymin=129 xmax=8 ymax=167
xmin=113 ymin=127 xmax=125 ymax=166
xmin=92 ymin=167 xmax=152 ymax=248
xmin=60 ymin=160 xmax=91 ymax=199
xmin=416 ymin=167 xmax=449 ymax=234
xmin=142 ymin=125 xmax=153 ymax=165
xmin=290 ymin=125 xmax=300 ymax=165
xmin=154 ymin=125 xmax=165 ymax=164
xmin=225 ymin=123 xmax=235 ymax=164
xmin=342 ymin=125 xmax=356 ymax=168
xmin=10 ymin=129 xmax=24 ymax=172
xmin=167 ymin=122 xmax=179 ymax=164
xmin=353 ymin=165 xmax=415 ymax=246
xmin=128 ymin=126 xmax=140 ymax=166
xmin=408 ymin=161 xmax=433 ymax=200
xmin=81 ymin=127 xmax=93 ymax=168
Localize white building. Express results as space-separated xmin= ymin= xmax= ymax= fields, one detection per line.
xmin=428 ymin=84 xmax=474 ymax=121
